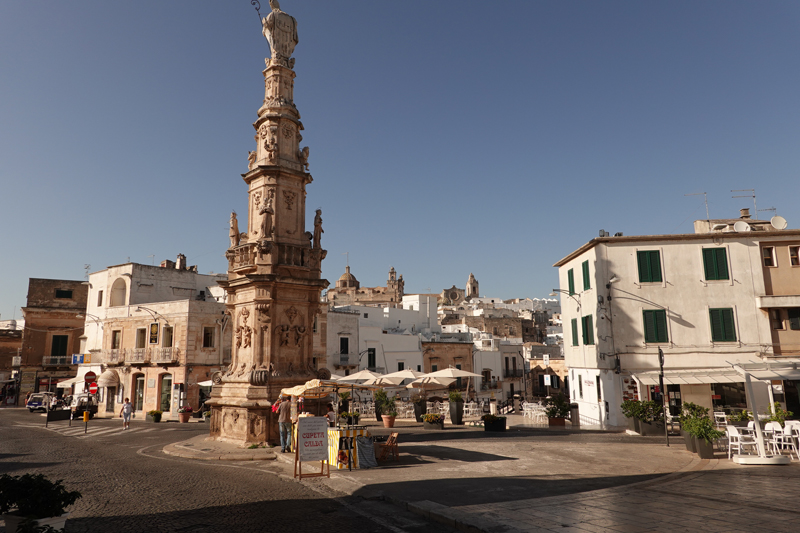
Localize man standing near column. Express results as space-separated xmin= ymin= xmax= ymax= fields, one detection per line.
xmin=278 ymin=396 xmax=292 ymax=453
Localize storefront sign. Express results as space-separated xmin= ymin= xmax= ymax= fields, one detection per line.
xmin=544 ymin=375 xmax=551 ymax=386
xmin=149 ymin=323 xmax=159 ymax=344
xmin=296 ymin=416 xmax=328 ymax=462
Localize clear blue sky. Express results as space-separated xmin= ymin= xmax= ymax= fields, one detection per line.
xmin=1 ymin=1 xmax=798 ymax=320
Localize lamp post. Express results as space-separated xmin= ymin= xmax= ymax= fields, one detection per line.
xmin=659 ymin=348 xmax=669 ymax=447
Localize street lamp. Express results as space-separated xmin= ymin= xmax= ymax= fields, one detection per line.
xmin=135 ymin=306 xmax=170 ymax=325
xmin=76 ymin=313 xmax=103 ymax=328
xmin=549 ymin=289 xmax=581 ymax=309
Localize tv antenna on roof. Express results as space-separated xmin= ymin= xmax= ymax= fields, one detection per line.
xmin=342 ymin=251 xmax=349 ymax=267
xmin=758 ymin=207 xmax=776 ymax=219
xmin=731 ymin=189 xmax=757 ymax=216
xmin=84 ymin=264 xmax=91 ymax=280
xmin=685 ymin=192 xmax=709 ymax=220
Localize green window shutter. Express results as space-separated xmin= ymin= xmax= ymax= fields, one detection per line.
xmin=714 ymin=249 xmax=729 ymax=280
xmin=568 ymin=269 xmax=575 ymax=295
xmin=710 ymin=308 xmax=736 ymax=342
xmin=582 ymin=261 xmax=590 ymax=290
xmin=649 ymin=251 xmax=662 ymax=282
xmin=582 ymin=315 xmax=594 ymax=345
xmin=571 ymin=318 xmax=579 ymax=346
xmin=644 ymin=310 xmax=669 ymax=343
xmin=703 ymin=249 xmax=716 ymax=280
xmin=637 ymin=252 xmax=650 ymax=283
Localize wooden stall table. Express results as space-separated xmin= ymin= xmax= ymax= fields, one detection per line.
xmin=328 ymin=425 xmax=370 ymax=470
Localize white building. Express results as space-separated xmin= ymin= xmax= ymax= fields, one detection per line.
xmin=554 ymin=211 xmax=799 ymax=427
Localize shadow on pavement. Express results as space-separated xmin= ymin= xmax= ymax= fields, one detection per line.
xmin=353 ymin=472 xmax=665 ymax=507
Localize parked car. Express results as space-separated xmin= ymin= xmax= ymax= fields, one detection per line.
xmin=26 ymin=392 xmax=56 ymax=412
xmin=70 ymin=394 xmax=98 ymax=419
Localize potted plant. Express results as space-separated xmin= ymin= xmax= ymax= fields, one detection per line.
xmin=679 ymin=402 xmax=709 ymax=452
xmin=422 ymin=413 xmax=445 ymax=430
xmin=684 ymin=416 xmax=724 ymax=459
xmin=635 ymin=401 xmax=665 ymax=436
xmin=482 ymin=413 xmax=507 ymax=432
xmin=728 ymin=409 xmax=751 ymax=427
xmin=201 ymin=411 xmax=211 ymax=423
xmin=544 ymin=394 xmax=570 ymax=426
xmin=766 ymin=403 xmax=793 ymax=426
xmin=338 ymin=391 xmax=350 ymax=415
xmin=0 ymin=473 xmax=82 ymax=532
xmin=373 ymin=389 xmax=388 ymax=422
xmin=382 ymin=397 xmax=397 ymax=428
xmin=147 ymin=410 xmax=162 ymax=423
xmin=411 ymin=393 xmax=428 ymax=422
xmin=620 ymin=400 xmax=643 ymax=434
xmin=448 ymin=390 xmax=465 ymax=425
xmin=177 ymin=405 xmax=193 ymax=423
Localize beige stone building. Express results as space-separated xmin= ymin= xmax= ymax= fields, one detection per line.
xmin=326 ymin=266 xmax=404 ymax=308
xmin=17 ymin=279 xmax=88 ymax=399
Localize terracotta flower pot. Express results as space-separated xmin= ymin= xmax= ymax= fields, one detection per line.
xmin=382 ymin=415 xmax=396 ymax=428
xmin=179 ymin=412 xmax=191 ymax=423
xmin=548 ymin=417 xmax=566 ymax=427
xmin=423 ymin=421 xmax=444 ymax=430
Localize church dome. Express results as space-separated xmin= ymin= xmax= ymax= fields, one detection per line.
xmin=336 ymin=266 xmax=359 ymax=289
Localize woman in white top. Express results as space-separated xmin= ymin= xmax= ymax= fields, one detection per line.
xmin=326 ymin=403 xmax=336 ymax=427
xmin=119 ymin=398 xmax=133 ymax=430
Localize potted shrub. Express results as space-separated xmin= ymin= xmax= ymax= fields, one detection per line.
xmin=448 ymin=390 xmax=465 ymax=425
xmin=636 ymin=401 xmax=665 ymax=436
xmin=685 ymin=417 xmax=724 ymax=459
xmin=544 ymin=394 xmax=570 ymax=426
xmin=620 ymin=400 xmax=643 ymax=434
xmin=422 ymin=413 xmax=444 ymax=430
xmin=766 ymin=403 xmax=793 ymax=426
xmin=177 ymin=405 xmax=193 ymax=423
xmin=338 ymin=391 xmax=350 ymax=415
xmin=0 ymin=473 xmax=82 ymax=532
xmin=373 ymin=389 xmax=388 ymax=422
xmin=147 ymin=410 xmax=163 ymax=423
xmin=382 ymin=397 xmax=397 ymax=428
xmin=679 ymin=402 xmax=709 ymax=452
xmin=728 ymin=409 xmax=751 ymax=428
xmin=412 ymin=393 xmax=427 ymax=422
xmin=482 ymin=413 xmax=507 ymax=432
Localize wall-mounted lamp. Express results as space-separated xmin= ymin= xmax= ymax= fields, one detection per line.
xmin=135 ymin=306 xmax=170 ymax=325
xmin=549 ymin=289 xmax=581 ymax=310
xmin=76 ymin=313 xmax=103 ymax=328
xmin=614 ymin=356 xmax=621 ymax=374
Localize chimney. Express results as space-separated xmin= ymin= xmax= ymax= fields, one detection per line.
xmin=740 ymin=208 xmax=751 ymax=219
xmin=161 ymin=259 xmax=175 ymax=269
xmin=176 ymin=253 xmax=186 ymax=270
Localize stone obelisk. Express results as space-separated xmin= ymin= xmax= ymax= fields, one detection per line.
xmin=208 ymin=0 xmax=328 ymax=444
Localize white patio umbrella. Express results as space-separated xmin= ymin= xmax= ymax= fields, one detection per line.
xmin=406 ymin=376 xmax=455 ymax=390
xmin=337 ymin=369 xmax=384 ymax=383
xmin=423 ymin=367 xmax=483 ymax=398
xmin=366 ymin=369 xmax=426 ymax=386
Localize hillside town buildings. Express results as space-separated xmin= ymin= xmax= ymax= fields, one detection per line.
xmin=326 ymin=266 xmax=404 ymax=308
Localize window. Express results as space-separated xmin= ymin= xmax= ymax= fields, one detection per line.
xmin=363 ymin=313 xmax=368 ymax=319
xmin=55 ymin=289 xmax=73 ymax=299
xmin=703 ymin=248 xmax=729 ymax=281
xmin=643 ymin=310 xmax=668 ymax=343
xmin=417 ymin=365 xmax=421 ymax=372
xmin=203 ymin=327 xmax=215 ymax=348
xmin=789 ymin=309 xmax=800 ymax=331
xmin=791 ymin=247 xmax=800 ymax=267
xmin=339 ymin=337 xmax=349 ymax=355
xmin=111 ymin=330 xmax=121 ymax=349
xmin=597 ymin=375 xmax=602 ymax=402
xmin=367 ymin=348 xmax=376 ymax=368
xmin=312 ymin=316 xmax=317 ymax=333
xmin=162 ymin=326 xmax=174 ymax=347
xmin=581 ymin=315 xmax=594 ymax=345
xmin=97 ymin=290 xmax=104 ymax=307
xmin=762 ymin=246 xmax=776 ymax=267
xmin=431 ymin=364 xmax=438 ymax=372
xmin=582 ymin=261 xmax=590 ymax=290
xmin=709 ymin=308 xmax=736 ymax=342
xmin=571 ymin=318 xmax=579 ymax=346
xmin=568 ymin=269 xmax=575 ymax=295
xmin=637 ymin=251 xmax=662 ymax=283
xmin=770 ymin=310 xmax=784 ymax=330
xmin=578 ymin=375 xmax=583 ymax=399
xmin=397 ymin=361 xmax=405 ymax=371
xmin=135 ymin=328 xmax=146 ymax=349
xmin=456 ymin=363 xmax=463 ymax=388
xmin=51 ymin=335 xmax=68 ymax=356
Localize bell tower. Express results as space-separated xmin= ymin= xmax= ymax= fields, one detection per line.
xmin=209 ymin=0 xmax=329 ymax=445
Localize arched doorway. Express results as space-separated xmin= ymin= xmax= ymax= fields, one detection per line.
xmin=110 ymin=278 xmax=127 ymax=307
xmin=133 ymin=373 xmax=144 ymax=412
xmin=159 ymin=374 xmax=172 ymax=413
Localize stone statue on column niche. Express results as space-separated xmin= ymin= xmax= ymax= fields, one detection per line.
xmin=229 ymin=212 xmax=240 ymax=248
xmin=298 ymin=146 xmax=309 ymax=171
xmin=313 ymin=209 xmax=323 ymax=249
xmin=262 ymin=0 xmax=298 ymax=61
xmin=259 ymin=198 xmax=274 ymax=239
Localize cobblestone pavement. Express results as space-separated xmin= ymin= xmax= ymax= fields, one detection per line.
xmin=0 ymin=409 xmax=455 ymax=532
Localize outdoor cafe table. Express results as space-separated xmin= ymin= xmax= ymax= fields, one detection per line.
xmin=328 ymin=425 xmax=370 ymax=470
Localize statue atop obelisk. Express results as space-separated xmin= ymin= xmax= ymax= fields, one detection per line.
xmin=208 ymin=1 xmax=329 ymax=445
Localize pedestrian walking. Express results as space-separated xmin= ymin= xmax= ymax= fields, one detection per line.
xmin=277 ymin=396 xmax=293 ymax=453
xmin=119 ymin=397 xmax=133 ymax=430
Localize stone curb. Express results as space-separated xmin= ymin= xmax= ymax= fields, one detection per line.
xmin=162 ymin=443 xmax=276 ymax=461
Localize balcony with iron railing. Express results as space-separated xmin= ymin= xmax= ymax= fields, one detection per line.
xmin=42 ymin=355 xmax=71 ymax=366
xmin=480 ymin=380 xmax=499 ymax=391
xmin=152 ymin=347 xmax=179 ymax=364
xmin=503 ymin=369 xmax=524 ymax=379
xmin=331 ymin=353 xmax=358 ymax=368
xmin=104 ymin=349 xmax=124 ymax=365
xmin=366 ymin=366 xmax=385 ymax=374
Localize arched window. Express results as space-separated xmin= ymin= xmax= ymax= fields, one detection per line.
xmin=110 ymin=278 xmax=127 ymax=307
